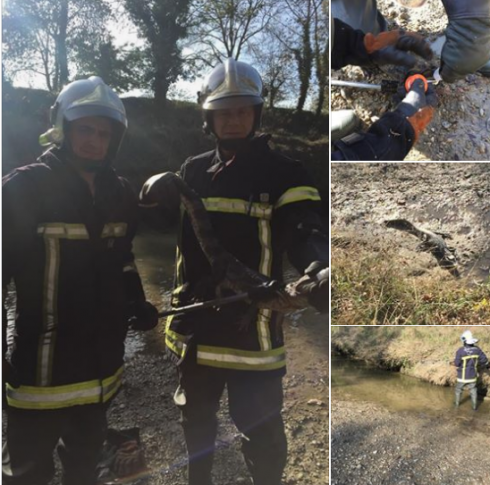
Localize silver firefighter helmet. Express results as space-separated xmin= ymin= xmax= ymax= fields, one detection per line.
xmin=198 ymin=58 xmax=264 ymax=111
xmin=198 ymin=58 xmax=264 ymax=136
xmin=40 ymin=76 xmax=127 ymax=159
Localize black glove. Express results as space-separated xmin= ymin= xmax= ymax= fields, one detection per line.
xmin=364 ymin=30 xmax=433 ymax=68
xmin=139 ymin=172 xmax=181 ymax=217
xmin=127 ymin=301 xmax=159 ymax=331
xmin=302 ymin=261 xmax=329 ymax=314
xmin=393 ymin=78 xmax=437 ymax=141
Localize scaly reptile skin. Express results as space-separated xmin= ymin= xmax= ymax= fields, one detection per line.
xmin=154 ymin=172 xmax=313 ymax=312
xmin=384 ymin=218 xmax=459 ymax=275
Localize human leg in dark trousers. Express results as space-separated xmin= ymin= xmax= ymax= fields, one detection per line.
xmin=3 ymin=407 xmax=62 ymax=485
xmin=3 ymin=404 xmax=106 ymax=485
xmin=228 ymin=373 xmax=287 ymax=485
xmin=177 ymin=360 xmax=227 ymax=485
xmin=57 ymin=404 xmax=107 ymax=485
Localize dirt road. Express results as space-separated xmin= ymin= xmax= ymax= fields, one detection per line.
xmin=332 ymin=399 xmax=490 ymax=485
xmin=331 ymin=0 xmax=490 ymax=161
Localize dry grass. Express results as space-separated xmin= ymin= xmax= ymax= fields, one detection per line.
xmin=331 ymin=237 xmax=490 ymax=325
xmin=332 ymin=327 xmax=490 ymax=386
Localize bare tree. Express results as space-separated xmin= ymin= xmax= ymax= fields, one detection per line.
xmin=249 ymin=33 xmax=296 ymax=109
xmin=188 ymin=0 xmax=277 ymax=68
xmin=313 ymin=0 xmax=328 ymax=115
xmin=2 ymin=0 xmax=111 ymax=92
xmin=273 ymin=0 xmax=324 ymax=112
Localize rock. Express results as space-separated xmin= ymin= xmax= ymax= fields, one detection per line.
xmin=307 ymin=399 xmax=325 ymax=406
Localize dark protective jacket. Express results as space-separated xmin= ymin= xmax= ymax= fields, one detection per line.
xmin=454 ymin=345 xmax=489 ymax=383
xmin=2 ymin=149 xmax=145 ymax=410
xmin=165 ymin=135 xmax=328 ymax=375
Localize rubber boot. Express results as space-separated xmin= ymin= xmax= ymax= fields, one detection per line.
xmin=454 ymin=389 xmax=461 ymax=408
xmin=478 ymin=58 xmax=490 ymax=78
xmin=331 ymin=110 xmax=361 ymax=143
xmin=470 ymin=388 xmax=478 ymax=411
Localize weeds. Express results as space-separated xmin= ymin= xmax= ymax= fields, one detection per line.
xmin=332 ymin=237 xmax=490 ymax=325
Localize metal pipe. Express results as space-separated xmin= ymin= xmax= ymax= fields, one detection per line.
xmin=331 ymin=80 xmax=382 ymax=91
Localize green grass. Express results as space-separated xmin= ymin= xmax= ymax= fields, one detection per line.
xmin=332 ymin=237 xmax=490 ymax=325
xmin=332 ymin=326 xmax=490 ymax=385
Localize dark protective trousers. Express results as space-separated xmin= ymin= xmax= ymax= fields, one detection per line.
xmin=2 ymin=404 xmax=107 ymax=485
xmin=176 ymin=359 xmax=287 ymax=485
xmin=455 ymin=381 xmax=478 ymax=410
xmin=332 ymin=0 xmax=386 ymax=35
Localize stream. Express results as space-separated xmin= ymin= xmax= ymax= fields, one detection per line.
xmin=332 ymin=352 xmax=490 ymax=418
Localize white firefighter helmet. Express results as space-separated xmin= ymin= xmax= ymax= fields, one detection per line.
xmin=39 ymin=76 xmax=127 ymax=157
xmin=198 ymin=57 xmax=264 ymax=111
xmin=461 ymin=330 xmax=478 ymax=345
xmin=396 ymin=0 xmax=427 ymax=7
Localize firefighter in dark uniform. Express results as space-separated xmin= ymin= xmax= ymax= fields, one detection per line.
xmin=2 ymin=76 xmax=158 ymax=485
xmin=140 ymin=58 xmax=329 ymax=485
xmin=452 ymin=331 xmax=489 ymax=411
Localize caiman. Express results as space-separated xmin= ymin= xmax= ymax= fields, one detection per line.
xmin=141 ymin=172 xmax=328 ymax=313
xmin=384 ymin=219 xmax=459 ymax=276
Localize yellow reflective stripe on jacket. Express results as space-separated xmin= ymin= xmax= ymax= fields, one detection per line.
xmin=6 ymin=366 xmax=124 ymax=410
xmin=459 ymin=355 xmax=479 ymax=382
xmin=196 ymin=345 xmax=286 ymax=371
xmin=165 ymin=325 xmax=188 ymax=358
xmin=274 ymin=186 xmax=321 ymax=209
xmin=101 ymin=222 xmax=127 ymax=238
xmin=37 ymin=223 xmax=89 ymax=239
xmin=257 ymin=218 xmax=273 ymax=350
xmin=203 ymin=198 xmax=272 ymax=220
xmin=37 ymin=223 xmax=89 ymax=386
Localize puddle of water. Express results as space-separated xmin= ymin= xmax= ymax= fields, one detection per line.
xmin=332 ymin=352 xmax=489 ymax=418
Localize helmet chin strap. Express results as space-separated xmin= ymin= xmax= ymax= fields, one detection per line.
xmin=217 ymin=130 xmax=255 ymax=153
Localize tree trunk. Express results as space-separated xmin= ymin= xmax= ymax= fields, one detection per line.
xmin=295 ymin=19 xmax=313 ymax=112
xmin=55 ymin=0 xmax=69 ymax=91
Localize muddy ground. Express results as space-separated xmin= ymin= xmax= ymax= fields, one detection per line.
xmin=331 ymin=163 xmax=490 ymax=282
xmin=331 ymin=399 xmax=490 ymax=485
xmin=331 ymin=0 xmax=490 ymax=161
xmin=112 ymin=310 xmax=329 ymax=485
xmin=3 ymin=309 xmax=329 ymax=485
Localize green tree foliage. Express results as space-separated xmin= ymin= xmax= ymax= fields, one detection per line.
xmin=75 ymin=40 xmax=151 ymax=93
xmin=123 ymin=0 xmax=192 ymax=104
xmin=2 ymin=0 xmax=111 ymax=92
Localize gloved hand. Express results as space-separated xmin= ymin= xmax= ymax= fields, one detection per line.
xmin=139 ymin=172 xmax=181 ymax=217
xmin=127 ymin=301 xmax=159 ymax=331
xmin=293 ymin=261 xmax=329 ymax=314
xmin=394 ymin=78 xmax=437 ymax=142
xmin=2 ymin=358 xmax=19 ymax=409
xmin=364 ymin=30 xmax=433 ymax=68
xmin=440 ymin=0 xmax=490 ymax=82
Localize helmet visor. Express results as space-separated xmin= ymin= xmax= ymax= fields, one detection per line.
xmin=203 ymin=94 xmax=263 ymax=111
xmin=64 ymin=104 xmax=127 ymax=128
